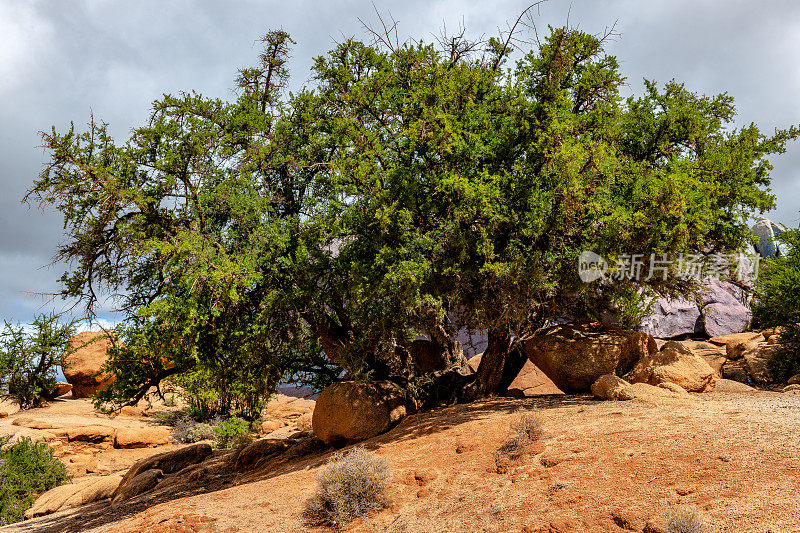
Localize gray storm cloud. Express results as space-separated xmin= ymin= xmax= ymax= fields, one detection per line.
xmin=1 ymin=0 xmax=798 ymax=322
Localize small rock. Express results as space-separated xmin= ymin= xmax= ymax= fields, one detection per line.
xmin=505 ymin=360 xmax=564 ymax=397
xmin=675 ymin=486 xmax=695 ymax=496
xmin=657 ymin=382 xmax=689 ymax=395
xmin=548 ymin=519 xmax=578 ymax=533
xmin=708 ymin=332 xmax=762 ymax=349
xmin=789 ymin=374 xmax=800 ymax=385
xmin=591 ymin=374 xmax=630 ymax=400
xmin=783 ymin=384 xmax=800 ymax=393
xmin=264 ymin=426 xmax=303 ymax=440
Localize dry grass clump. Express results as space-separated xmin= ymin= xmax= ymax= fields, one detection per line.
xmin=666 ymin=505 xmax=705 ymax=533
xmin=303 ymin=447 xmax=392 ymax=527
xmin=493 ymin=409 xmax=544 ymax=473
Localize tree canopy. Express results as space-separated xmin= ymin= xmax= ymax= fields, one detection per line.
xmin=27 ymin=20 xmax=797 ymax=416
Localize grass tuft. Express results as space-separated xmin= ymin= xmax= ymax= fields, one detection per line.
xmin=666 ymin=505 xmax=705 ymax=533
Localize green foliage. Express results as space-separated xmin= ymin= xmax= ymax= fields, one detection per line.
xmin=0 ymin=314 xmax=76 ymax=409
xmin=303 ymin=447 xmax=392 ymax=527
xmin=28 ymin=16 xmax=798 ymax=405
xmin=753 ymin=228 xmax=800 ymax=378
xmin=0 ymin=436 xmax=69 ymax=525
xmin=212 ymin=416 xmax=251 ymax=448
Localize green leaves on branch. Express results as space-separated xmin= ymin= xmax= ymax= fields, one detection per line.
xmin=27 ymin=22 xmax=798 ymax=409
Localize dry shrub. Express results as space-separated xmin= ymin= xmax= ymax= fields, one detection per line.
xmin=493 ymin=409 xmax=544 ymax=473
xmin=666 ymin=505 xmax=705 ymax=533
xmin=303 ymin=447 xmax=392 ymax=527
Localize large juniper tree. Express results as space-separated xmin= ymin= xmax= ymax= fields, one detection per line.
xmin=27 ymin=18 xmax=797 ymax=414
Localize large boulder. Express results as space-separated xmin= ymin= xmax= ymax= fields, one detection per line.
xmin=51 ymin=381 xmax=73 ymax=397
xmin=708 ymin=332 xmax=762 ymax=351
xmin=752 ymin=217 xmax=786 ymax=258
xmin=504 ymin=360 xmax=564 ymax=397
xmin=681 ymin=341 xmax=727 ymax=376
xmin=312 ymin=380 xmax=408 ymax=446
xmin=743 ymin=344 xmax=785 ymax=384
xmin=626 ymin=341 xmax=717 ymax=392
xmin=638 ymin=298 xmax=701 ymax=338
xmin=114 ymin=442 xmax=212 ymax=500
xmin=721 ymin=358 xmax=750 ymax=383
xmin=24 ymin=474 xmax=123 ymax=518
xmin=523 ymin=324 xmax=657 ymax=393
xmin=62 ymin=331 xmax=116 ymax=398
xmin=702 ymin=302 xmax=752 ymax=337
xmin=701 ymin=278 xmax=747 ymax=307
xmin=112 ymin=469 xmax=163 ymax=503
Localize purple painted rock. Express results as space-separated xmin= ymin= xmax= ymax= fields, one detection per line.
xmin=700 ymin=278 xmax=747 ymax=307
xmin=638 ymin=298 xmax=701 ymax=338
xmin=702 ymin=302 xmax=752 ymax=337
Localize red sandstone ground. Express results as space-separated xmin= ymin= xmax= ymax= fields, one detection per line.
xmin=19 ymin=388 xmax=792 ymax=533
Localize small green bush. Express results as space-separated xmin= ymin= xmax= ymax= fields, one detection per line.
xmin=213 ymin=417 xmax=251 ymax=448
xmin=0 ymin=436 xmax=69 ymax=525
xmin=303 ymin=447 xmax=392 ymax=527
xmin=665 ymin=505 xmax=705 ymax=533
xmin=0 ymin=314 xmax=76 ymax=409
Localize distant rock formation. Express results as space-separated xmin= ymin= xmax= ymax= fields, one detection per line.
xmin=752 ymin=217 xmax=787 ymax=258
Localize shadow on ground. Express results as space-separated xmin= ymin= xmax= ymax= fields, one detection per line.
xmin=5 ymin=394 xmax=597 ymax=532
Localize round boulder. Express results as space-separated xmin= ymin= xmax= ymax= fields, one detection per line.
xmin=312 ymin=380 xmax=408 ymax=446
xmin=62 ymin=331 xmax=117 ymax=398
xmin=591 ymin=374 xmax=630 ymax=400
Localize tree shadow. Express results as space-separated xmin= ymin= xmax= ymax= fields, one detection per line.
xmin=7 ymin=394 xmax=598 ymax=532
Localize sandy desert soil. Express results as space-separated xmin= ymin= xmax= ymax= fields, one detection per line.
xmin=12 ymin=387 xmax=793 ymax=533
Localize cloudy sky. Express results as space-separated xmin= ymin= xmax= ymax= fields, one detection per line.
xmin=1 ymin=0 xmax=799 ymax=324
